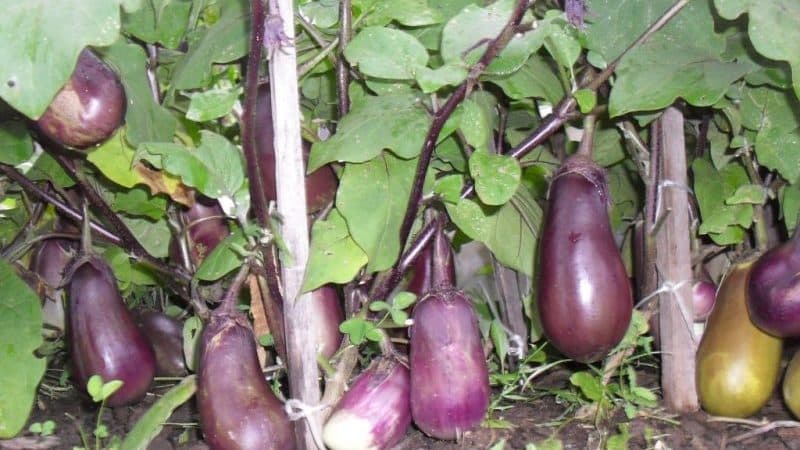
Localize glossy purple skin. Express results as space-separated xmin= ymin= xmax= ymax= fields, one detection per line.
xmin=693 ymin=280 xmax=717 ymax=322
xmin=323 ymin=358 xmax=411 ymax=450
xmin=747 ymin=232 xmax=800 ymax=337
xmin=409 ymin=289 xmax=490 ymax=440
xmin=537 ymin=155 xmax=632 ymax=363
xmin=67 ymin=255 xmax=155 ymax=407
xmin=197 ymin=309 xmax=293 ymax=450
xmin=313 ymin=285 xmax=344 ymax=360
xmin=134 ymin=311 xmax=187 ymax=377
xmin=173 ymin=196 xmax=230 ymax=267
xmin=31 ymin=238 xmax=75 ymax=331
xmin=255 ymin=85 xmax=337 ymax=213
xmin=37 ymin=49 xmax=126 ymax=149
xmin=408 ymin=227 xmax=456 ymax=297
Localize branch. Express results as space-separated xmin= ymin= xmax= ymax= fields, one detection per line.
xmin=336 ymin=0 xmax=352 ymax=117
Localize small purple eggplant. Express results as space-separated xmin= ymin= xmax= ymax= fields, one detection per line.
xmin=747 ymin=229 xmax=800 ymax=337
xmin=36 ymin=49 xmax=126 ymax=149
xmin=172 ymin=196 xmax=230 ymax=268
xmin=693 ymin=280 xmax=716 ymax=322
xmin=313 ymin=285 xmax=344 ymax=360
xmin=134 ymin=310 xmax=187 ymax=377
xmin=409 ymin=288 xmax=490 ymax=440
xmin=67 ymin=255 xmax=155 ymax=407
xmin=197 ymin=308 xmax=293 ymax=450
xmin=323 ymin=357 xmax=411 ymax=450
xmin=536 ymin=154 xmax=632 ymax=363
xmin=30 ymin=238 xmax=75 ymax=331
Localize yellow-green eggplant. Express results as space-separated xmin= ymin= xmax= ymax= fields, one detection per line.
xmin=783 ymin=349 xmax=800 ymax=419
xmin=696 ymin=258 xmax=783 ymax=417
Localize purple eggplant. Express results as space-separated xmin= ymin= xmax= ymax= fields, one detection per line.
xmin=536 ymin=154 xmax=632 ymax=363
xmin=409 ymin=288 xmax=490 ymax=440
xmin=312 ymin=286 xmax=344 ymax=360
xmin=747 ymin=229 xmax=800 ymax=337
xmin=30 ymin=238 xmax=75 ymax=331
xmin=255 ymin=85 xmax=337 ymax=213
xmin=408 ymin=225 xmax=456 ymax=297
xmin=197 ymin=308 xmax=293 ymax=450
xmin=134 ymin=310 xmax=187 ymax=377
xmin=172 ymin=196 xmax=230 ymax=267
xmin=67 ymin=255 xmax=155 ymax=407
xmin=693 ymin=280 xmax=716 ymax=322
xmin=323 ymin=357 xmax=411 ymax=450
xmin=36 ymin=49 xmax=126 ymax=149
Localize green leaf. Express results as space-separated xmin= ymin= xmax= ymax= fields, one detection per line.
xmin=122 ymin=0 xmax=192 ymax=49
xmin=27 ymin=153 xmax=73 ymax=187
xmin=369 ymin=301 xmax=392 ymax=312
xmin=186 ymin=87 xmax=243 ymax=122
xmin=569 ymin=371 xmax=604 ymax=402
xmin=137 ymin=131 xmax=245 ymax=200
xmin=433 ymin=174 xmax=464 ymax=204
xmin=303 ymin=209 xmax=368 ymax=291
xmin=121 ymin=375 xmax=197 ymax=450
xmin=715 ymin=0 xmax=800 ymax=99
xmin=459 ymin=99 xmax=492 ymax=151
xmin=591 ymin=127 xmax=627 ymax=168
xmin=416 ymin=64 xmax=468 ymax=93
xmin=606 ymin=424 xmax=630 ymax=450
xmin=0 ymin=0 xmax=137 ymax=118
xmin=693 ymin=158 xmax=752 ymax=245
xmin=488 ymin=55 xmax=565 ymax=104
xmin=182 ymin=316 xmax=202 ymax=372
xmin=300 ymin=0 xmax=339 ymax=29
xmin=86 ymin=375 xmax=104 ymax=402
xmin=469 ymin=150 xmax=521 ymax=206
xmin=726 ymin=184 xmax=767 ymax=205
xmin=111 ymin=187 xmax=167 ymax=221
xmin=98 ymin=41 xmax=177 ymax=147
xmin=121 ymin=215 xmax=172 ymax=258
xmin=105 ymin=246 xmax=159 ymax=289
xmin=756 ymin=126 xmax=800 ymax=184
xmin=393 ymin=291 xmax=417 ymax=309
xmin=526 ymin=437 xmax=563 ymax=450
xmin=782 ymin=184 xmax=800 ymax=234
xmin=447 ymin=187 xmax=540 ymax=276
xmin=359 ymin=0 xmax=445 ymax=27
xmin=101 ymin=380 xmax=124 ymax=400
xmin=0 ymin=260 xmax=46 ymax=438
xmin=195 ymin=229 xmax=247 ymax=281
xmin=441 ymin=0 xmax=550 ymax=75
xmin=339 ymin=317 xmax=377 ymax=345
xmin=586 ymin=0 xmax=750 ymax=116
xmin=345 ymin=27 xmax=428 ymax=80
xmin=308 ymin=93 xmax=431 ymax=171
xmin=543 ymin=13 xmax=582 ymax=70
xmin=171 ymin=0 xmax=249 ymax=90
xmin=0 ymin=121 xmax=33 ymax=166
xmin=574 ymin=89 xmax=597 ymax=114
xmin=490 ymin=320 xmax=509 ymax=364
xmin=337 ymin=153 xmax=418 ymax=272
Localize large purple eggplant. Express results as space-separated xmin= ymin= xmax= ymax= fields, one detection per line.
xmin=409 ymin=288 xmax=490 ymax=440
xmin=323 ymin=357 xmax=411 ymax=450
xmin=312 ymin=285 xmax=344 ymax=360
xmin=747 ymin=228 xmax=800 ymax=337
xmin=197 ymin=308 xmax=293 ymax=450
xmin=67 ymin=255 xmax=155 ymax=407
xmin=536 ymin=154 xmax=632 ymax=363
xmin=36 ymin=49 xmax=126 ymax=149
xmin=134 ymin=310 xmax=187 ymax=377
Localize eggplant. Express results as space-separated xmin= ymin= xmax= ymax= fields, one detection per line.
xmin=407 ymin=225 xmax=456 ymax=297
xmin=134 ymin=310 xmax=187 ymax=377
xmin=696 ymin=258 xmax=783 ymax=417
xmin=692 ymin=280 xmax=716 ymax=322
xmin=172 ymin=195 xmax=230 ymax=267
xmin=784 ymin=348 xmax=800 ymax=419
xmin=747 ymin=228 xmax=800 ymax=337
xmin=255 ymin=85 xmax=337 ymax=213
xmin=409 ymin=288 xmax=490 ymax=440
xmin=323 ymin=357 xmax=411 ymax=450
xmin=36 ymin=48 xmax=126 ymax=149
xmin=67 ymin=255 xmax=155 ymax=407
xmin=197 ymin=308 xmax=293 ymax=450
xmin=30 ymin=238 xmax=75 ymax=332
xmin=536 ymin=154 xmax=632 ymax=363
xmin=312 ymin=286 xmax=344 ymax=360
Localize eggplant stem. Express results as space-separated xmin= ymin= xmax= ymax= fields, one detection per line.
xmin=220 ymin=259 xmax=254 ymax=315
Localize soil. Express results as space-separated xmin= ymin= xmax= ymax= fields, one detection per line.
xmin=5 ymin=366 xmax=800 ymax=450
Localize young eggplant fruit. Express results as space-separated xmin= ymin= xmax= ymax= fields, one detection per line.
xmin=696 ymin=258 xmax=783 ymax=417
xmin=67 ymin=255 xmax=156 ymax=407
xmin=134 ymin=310 xmax=187 ymax=377
xmin=312 ymin=285 xmax=344 ymax=360
xmin=747 ymin=228 xmax=800 ymax=337
xmin=171 ymin=195 xmax=230 ymax=268
xmin=409 ymin=288 xmax=490 ymax=440
xmin=537 ymin=155 xmax=632 ymax=363
xmin=197 ymin=308 xmax=293 ymax=450
xmin=693 ymin=280 xmax=716 ymax=322
xmin=323 ymin=357 xmax=411 ymax=450
xmin=36 ymin=49 xmax=126 ymax=149
xmin=30 ymin=238 xmax=75 ymax=332
xmin=783 ymin=349 xmax=800 ymax=419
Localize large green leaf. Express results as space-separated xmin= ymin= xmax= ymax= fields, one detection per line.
xmin=98 ymin=41 xmax=177 ymax=147
xmin=0 ymin=121 xmax=33 ymax=166
xmin=122 ymin=214 xmax=172 ymax=258
xmin=122 ymin=0 xmax=192 ymax=49
xmin=336 ymin=153 xmax=417 ymax=273
xmin=693 ymin=158 xmax=752 ymax=245
xmin=0 ymin=0 xmax=141 ymax=118
xmin=0 ymin=260 xmax=47 ymax=438
xmin=469 ymin=150 xmax=521 ymax=206
xmin=585 ymin=0 xmax=749 ymax=116
xmin=170 ymin=0 xmax=249 ymax=90
xmin=345 ymin=27 xmax=429 ymax=80
xmin=308 ymin=93 xmax=431 ymax=171
xmin=715 ymin=0 xmax=800 ymax=99
xmin=303 ymin=209 xmax=368 ymax=292
xmin=488 ymin=55 xmax=565 ymax=104
xmin=357 ymin=0 xmax=444 ymax=27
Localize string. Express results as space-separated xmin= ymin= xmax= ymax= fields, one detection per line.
xmin=284 ymin=398 xmax=330 ymax=449
xmin=653 ymin=180 xmax=693 ymax=228
xmin=638 ymin=279 xmax=697 ymax=343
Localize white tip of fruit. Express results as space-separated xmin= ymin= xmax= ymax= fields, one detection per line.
xmin=323 ymin=411 xmax=378 ymax=450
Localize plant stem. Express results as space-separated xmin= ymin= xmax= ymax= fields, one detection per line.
xmin=220 ymin=260 xmax=253 ymax=315
xmin=336 ymin=0 xmax=352 ymax=117
xmin=576 ymin=114 xmax=596 ymax=157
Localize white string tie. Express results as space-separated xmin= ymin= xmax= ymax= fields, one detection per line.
xmin=653 ymin=180 xmax=694 ymax=228
xmin=639 ymin=279 xmax=696 ymax=342
xmin=284 ymin=399 xmax=330 ymax=450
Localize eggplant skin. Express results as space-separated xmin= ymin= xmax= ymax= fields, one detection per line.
xmin=67 ymin=255 xmax=155 ymax=407
xmin=747 ymin=232 xmax=800 ymax=337
xmin=697 ymin=258 xmax=782 ymax=417
xmin=134 ymin=310 xmax=187 ymax=377
xmin=312 ymin=286 xmax=344 ymax=360
xmin=784 ymin=349 xmax=800 ymax=419
xmin=36 ymin=49 xmax=126 ymax=149
xmin=197 ymin=310 xmax=294 ymax=450
xmin=409 ymin=289 xmax=490 ymax=440
xmin=537 ymin=155 xmax=632 ymax=363
xmin=323 ymin=358 xmax=411 ymax=450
